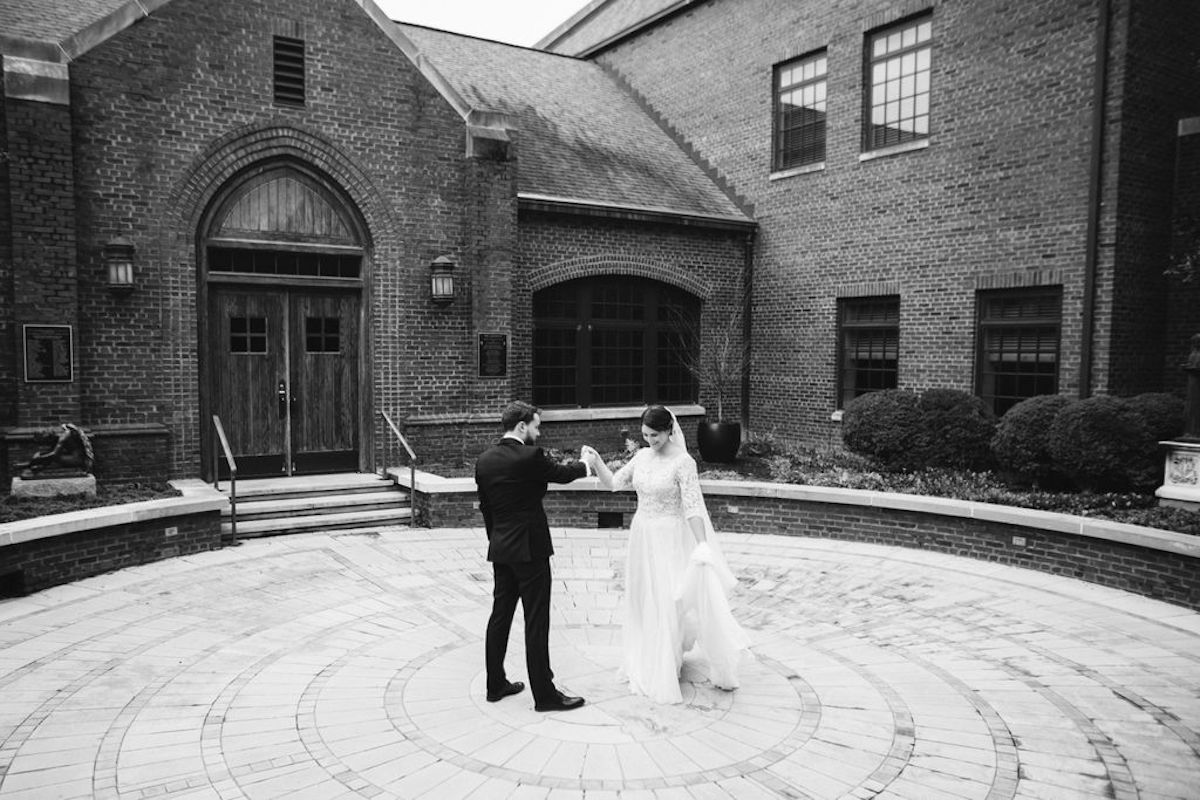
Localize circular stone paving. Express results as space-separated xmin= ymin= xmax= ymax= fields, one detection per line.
xmin=1 ymin=527 xmax=1199 ymax=799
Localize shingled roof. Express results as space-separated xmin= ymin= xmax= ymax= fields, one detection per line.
xmin=0 ymin=0 xmax=748 ymax=224
xmin=399 ymin=24 xmax=748 ymax=224
xmin=536 ymin=0 xmax=694 ymax=57
xmin=0 ymin=0 xmax=130 ymax=46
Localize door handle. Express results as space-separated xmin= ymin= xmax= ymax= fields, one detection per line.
xmin=277 ymin=380 xmax=288 ymax=419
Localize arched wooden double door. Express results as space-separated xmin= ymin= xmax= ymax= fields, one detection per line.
xmin=202 ymin=164 xmax=368 ymax=478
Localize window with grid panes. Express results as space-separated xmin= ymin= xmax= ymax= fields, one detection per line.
xmin=305 ymin=317 xmax=340 ymax=353
xmin=838 ymin=297 xmax=899 ymax=408
xmin=774 ymin=51 xmax=827 ymax=170
xmin=976 ymin=288 xmax=1061 ymax=416
xmin=864 ymin=15 xmax=931 ymax=151
xmin=532 ymin=277 xmax=699 ymax=408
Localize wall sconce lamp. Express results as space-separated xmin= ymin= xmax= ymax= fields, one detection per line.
xmin=430 ymin=255 xmax=456 ymax=305
xmin=103 ymin=235 xmax=136 ymax=294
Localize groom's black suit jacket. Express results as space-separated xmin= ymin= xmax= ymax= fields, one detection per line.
xmin=475 ymin=438 xmax=587 ymax=563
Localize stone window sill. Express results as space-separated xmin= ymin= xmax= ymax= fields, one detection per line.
xmin=859 ymin=139 xmax=930 ymax=162
xmin=769 ymin=162 xmax=826 ymax=181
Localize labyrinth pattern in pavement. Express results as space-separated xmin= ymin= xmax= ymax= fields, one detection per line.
xmin=0 ymin=528 xmax=1198 ymax=799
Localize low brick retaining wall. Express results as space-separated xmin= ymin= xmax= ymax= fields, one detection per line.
xmin=2 ymin=423 xmax=172 ymax=491
xmin=395 ymin=470 xmax=1200 ymax=611
xmin=0 ymin=480 xmax=226 ymax=596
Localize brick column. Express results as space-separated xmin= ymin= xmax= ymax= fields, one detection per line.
xmin=466 ymin=127 xmax=519 ymax=412
xmin=4 ymin=59 xmax=81 ymax=427
xmin=3 ymin=56 xmax=81 ymax=488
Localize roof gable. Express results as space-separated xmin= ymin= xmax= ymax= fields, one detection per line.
xmin=0 ymin=0 xmax=492 ymax=133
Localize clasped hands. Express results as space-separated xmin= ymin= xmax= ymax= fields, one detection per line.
xmin=579 ymin=444 xmax=601 ymax=470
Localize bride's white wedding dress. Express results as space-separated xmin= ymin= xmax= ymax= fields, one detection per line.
xmin=611 ymin=447 xmax=750 ymax=704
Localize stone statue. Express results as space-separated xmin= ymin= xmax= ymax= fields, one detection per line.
xmin=16 ymin=423 xmax=94 ymax=479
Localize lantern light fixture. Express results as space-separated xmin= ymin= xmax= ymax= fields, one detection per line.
xmin=430 ymin=255 xmax=456 ymax=305
xmin=103 ymin=235 xmax=136 ymax=293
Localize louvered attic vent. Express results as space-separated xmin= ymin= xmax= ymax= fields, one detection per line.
xmin=273 ymin=35 xmax=305 ymax=106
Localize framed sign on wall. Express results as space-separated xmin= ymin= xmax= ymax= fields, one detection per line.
xmin=23 ymin=324 xmax=74 ymax=383
xmin=478 ymin=332 xmax=508 ymax=378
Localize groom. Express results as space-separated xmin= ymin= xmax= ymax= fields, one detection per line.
xmin=475 ymin=401 xmax=588 ymax=712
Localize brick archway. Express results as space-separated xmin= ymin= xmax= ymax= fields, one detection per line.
xmin=159 ymin=123 xmax=398 ymax=478
xmin=528 ymin=254 xmax=713 ymax=299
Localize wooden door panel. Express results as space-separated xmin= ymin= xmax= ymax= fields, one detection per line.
xmin=291 ymin=292 xmax=358 ymax=473
xmin=209 ymin=291 xmax=287 ymax=476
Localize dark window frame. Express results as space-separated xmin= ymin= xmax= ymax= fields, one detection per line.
xmin=773 ymin=49 xmax=828 ymax=171
xmin=863 ymin=13 xmax=932 ymax=151
xmin=837 ymin=295 xmax=900 ymax=409
xmin=305 ymin=317 xmax=341 ymax=354
xmin=273 ymin=35 xmax=306 ymax=107
xmin=532 ymin=277 xmax=700 ymax=409
xmin=975 ymin=287 xmax=1062 ymax=416
xmin=230 ymin=316 xmax=268 ymax=355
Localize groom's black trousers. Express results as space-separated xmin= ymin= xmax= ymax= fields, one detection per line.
xmin=486 ymin=559 xmax=554 ymax=703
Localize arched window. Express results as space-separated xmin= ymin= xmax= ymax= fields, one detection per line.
xmin=533 ymin=277 xmax=699 ymax=408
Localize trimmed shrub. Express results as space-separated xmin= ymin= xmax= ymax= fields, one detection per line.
xmin=842 ymin=389 xmax=928 ymax=470
xmin=1127 ymin=392 xmax=1185 ymax=441
xmin=1048 ymin=395 xmax=1159 ymax=492
xmin=991 ymin=394 xmax=1074 ymax=487
xmin=914 ymin=388 xmax=997 ymax=470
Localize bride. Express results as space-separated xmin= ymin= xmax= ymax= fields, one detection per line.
xmin=582 ymin=405 xmax=750 ymax=704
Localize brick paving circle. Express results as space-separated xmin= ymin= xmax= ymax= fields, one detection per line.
xmin=0 ymin=527 xmax=1198 ymax=799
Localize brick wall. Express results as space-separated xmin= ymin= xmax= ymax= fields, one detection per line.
xmin=397 ymin=411 xmax=707 ymax=471
xmin=415 ymin=484 xmax=1200 ymax=610
xmin=1167 ymin=128 xmax=1200 ymax=382
xmin=0 ymin=99 xmax=14 ymax=432
xmin=0 ymin=511 xmax=220 ymax=596
xmin=1 ymin=424 xmax=170 ymax=489
xmin=590 ymin=0 xmax=1197 ymax=440
xmin=5 ymin=97 xmax=81 ymax=424
xmin=59 ymin=0 xmax=479 ymax=479
xmin=517 ymin=212 xmax=747 ymax=418
xmin=1108 ymin=0 xmax=1200 ymax=395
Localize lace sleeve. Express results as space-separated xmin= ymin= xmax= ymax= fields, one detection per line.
xmin=610 ymin=449 xmax=639 ymax=491
xmin=678 ymin=455 xmax=706 ymax=519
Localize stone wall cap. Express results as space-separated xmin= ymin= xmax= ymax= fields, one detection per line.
xmin=396 ymin=470 xmax=1200 ymax=559
xmin=1 ymin=481 xmax=227 ymax=547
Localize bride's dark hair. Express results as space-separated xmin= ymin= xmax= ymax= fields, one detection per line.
xmin=641 ymin=405 xmax=674 ymax=433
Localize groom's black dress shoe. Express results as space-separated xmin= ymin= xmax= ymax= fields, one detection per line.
xmin=487 ymin=681 xmax=525 ymax=702
xmin=535 ymin=692 xmax=586 ymax=712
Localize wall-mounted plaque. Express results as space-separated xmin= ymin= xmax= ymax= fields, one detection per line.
xmin=23 ymin=324 xmax=74 ymax=383
xmin=478 ymin=332 xmax=508 ymax=378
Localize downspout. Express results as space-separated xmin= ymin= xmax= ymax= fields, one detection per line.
xmin=1080 ymin=0 xmax=1111 ymax=398
xmin=740 ymin=230 xmax=755 ymax=434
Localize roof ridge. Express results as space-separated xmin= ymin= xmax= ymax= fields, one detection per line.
xmin=395 ymin=21 xmax=585 ymax=60
xmin=599 ymin=62 xmax=755 ymax=218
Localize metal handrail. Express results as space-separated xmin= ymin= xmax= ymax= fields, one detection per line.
xmin=211 ymin=414 xmax=238 ymax=540
xmin=380 ymin=410 xmax=417 ymax=528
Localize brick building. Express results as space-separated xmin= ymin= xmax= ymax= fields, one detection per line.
xmin=0 ymin=0 xmax=750 ymax=485
xmin=2 ymin=0 xmax=1199 ymax=486
xmin=545 ymin=0 xmax=1200 ymax=440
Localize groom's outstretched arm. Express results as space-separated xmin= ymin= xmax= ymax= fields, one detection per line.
xmin=535 ymin=448 xmax=587 ymax=484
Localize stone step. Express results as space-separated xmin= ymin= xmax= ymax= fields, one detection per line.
xmin=223 ymin=491 xmax=409 ymax=520
xmin=220 ymin=473 xmax=396 ymax=502
xmin=222 ymin=507 xmax=413 ymax=539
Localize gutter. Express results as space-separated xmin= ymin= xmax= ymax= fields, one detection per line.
xmin=1080 ymin=0 xmax=1111 ymax=398
xmin=517 ymin=193 xmax=756 ymax=232
xmin=741 ymin=230 xmax=754 ymax=433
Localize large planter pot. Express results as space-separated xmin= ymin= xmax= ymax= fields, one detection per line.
xmin=697 ymin=421 xmax=741 ymax=463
